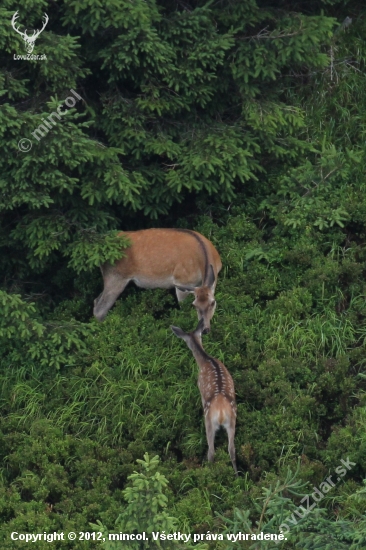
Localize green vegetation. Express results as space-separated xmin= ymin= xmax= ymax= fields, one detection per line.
xmin=1 ymin=0 xmax=366 ymax=548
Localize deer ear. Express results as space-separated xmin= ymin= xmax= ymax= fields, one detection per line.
xmin=194 ymin=317 xmax=205 ymax=336
xmin=171 ymin=325 xmax=187 ymax=339
xmin=206 ymin=265 xmax=216 ymax=289
xmin=175 ymin=285 xmax=195 ymax=294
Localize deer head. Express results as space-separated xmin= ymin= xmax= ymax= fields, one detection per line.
xmin=175 ymin=265 xmax=217 ymax=334
xmin=11 ymin=11 xmax=48 ymax=54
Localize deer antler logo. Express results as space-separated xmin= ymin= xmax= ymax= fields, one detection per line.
xmin=11 ymin=11 xmax=48 ymax=54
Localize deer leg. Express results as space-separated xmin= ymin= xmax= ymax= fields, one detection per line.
xmin=227 ymin=420 xmax=238 ymax=476
xmin=93 ymin=276 xmax=129 ymax=321
xmin=204 ymin=415 xmax=216 ymax=463
xmin=94 ymin=291 xmax=103 ymax=308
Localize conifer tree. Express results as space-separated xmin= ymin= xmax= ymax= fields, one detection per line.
xmin=2 ymin=0 xmax=341 ymax=285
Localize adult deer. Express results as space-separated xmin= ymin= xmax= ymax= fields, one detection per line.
xmin=171 ymin=318 xmax=238 ymax=475
xmin=93 ymin=228 xmax=221 ymax=333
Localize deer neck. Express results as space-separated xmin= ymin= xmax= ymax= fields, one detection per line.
xmin=189 ymin=339 xmax=211 ymax=366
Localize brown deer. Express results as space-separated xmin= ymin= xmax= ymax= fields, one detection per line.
xmin=171 ymin=318 xmax=238 ymax=475
xmin=94 ymin=228 xmax=221 ymax=333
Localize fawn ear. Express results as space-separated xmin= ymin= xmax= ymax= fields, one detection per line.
xmin=171 ymin=325 xmax=187 ymax=339
xmin=194 ymin=317 xmax=205 ymax=336
xmin=205 ymin=264 xmax=216 ymax=289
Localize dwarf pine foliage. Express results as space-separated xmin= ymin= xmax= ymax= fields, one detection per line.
xmin=92 ymin=454 xmax=208 ymax=550
xmin=2 ymin=0 xmax=337 ymax=281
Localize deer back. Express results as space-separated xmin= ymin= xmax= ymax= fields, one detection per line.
xmin=198 ymin=354 xmax=236 ymax=417
xmin=110 ymin=228 xmax=221 ymax=286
